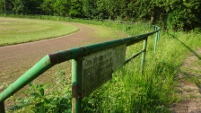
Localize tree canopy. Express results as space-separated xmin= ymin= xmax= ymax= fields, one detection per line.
xmin=1 ymin=0 xmax=201 ymax=31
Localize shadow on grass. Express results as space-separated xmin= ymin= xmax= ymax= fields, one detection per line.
xmin=179 ymin=70 xmax=201 ymax=95
xmin=168 ymin=33 xmax=201 ymax=60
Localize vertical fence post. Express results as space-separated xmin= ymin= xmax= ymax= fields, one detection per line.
xmin=141 ymin=37 xmax=148 ymax=73
xmin=72 ymin=59 xmax=82 ymax=113
xmin=154 ymin=29 xmax=160 ymax=53
xmin=0 ymin=101 xmax=5 ymax=113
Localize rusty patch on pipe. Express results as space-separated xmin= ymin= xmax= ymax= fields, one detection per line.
xmin=49 ymin=50 xmax=73 ymax=65
xmin=72 ymin=85 xmax=82 ymax=99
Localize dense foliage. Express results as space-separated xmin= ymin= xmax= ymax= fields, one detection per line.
xmin=1 ymin=0 xmax=201 ymax=31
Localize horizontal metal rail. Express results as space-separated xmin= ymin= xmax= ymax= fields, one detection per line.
xmin=0 ymin=25 xmax=160 ymax=113
xmin=124 ymin=49 xmax=145 ymax=65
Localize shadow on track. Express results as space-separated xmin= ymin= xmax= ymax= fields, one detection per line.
xmin=168 ymin=33 xmax=201 ymax=60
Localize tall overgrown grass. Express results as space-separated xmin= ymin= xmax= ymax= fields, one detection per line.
xmin=4 ymin=15 xmax=201 ymax=113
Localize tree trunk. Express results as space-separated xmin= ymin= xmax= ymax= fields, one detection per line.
xmin=150 ymin=9 xmax=156 ymax=24
xmin=150 ymin=15 xmax=154 ymax=24
xmin=4 ymin=0 xmax=6 ymax=14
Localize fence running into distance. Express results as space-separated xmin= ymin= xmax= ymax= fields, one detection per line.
xmin=0 ymin=25 xmax=160 ymax=113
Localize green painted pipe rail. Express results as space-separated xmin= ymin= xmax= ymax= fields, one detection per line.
xmin=0 ymin=25 xmax=160 ymax=113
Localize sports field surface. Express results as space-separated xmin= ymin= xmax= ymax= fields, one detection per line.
xmin=0 ymin=17 xmax=127 ymax=84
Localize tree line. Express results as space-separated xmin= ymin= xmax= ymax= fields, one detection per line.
xmin=1 ymin=0 xmax=201 ymax=31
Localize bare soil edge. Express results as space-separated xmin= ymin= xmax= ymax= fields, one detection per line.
xmin=170 ymin=49 xmax=201 ymax=113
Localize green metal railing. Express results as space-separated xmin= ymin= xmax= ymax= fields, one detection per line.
xmin=0 ymin=25 xmax=160 ymax=113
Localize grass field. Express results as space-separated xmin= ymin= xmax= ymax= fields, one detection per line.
xmin=0 ymin=17 xmax=79 ymax=46
xmin=0 ymin=17 xmax=127 ymax=47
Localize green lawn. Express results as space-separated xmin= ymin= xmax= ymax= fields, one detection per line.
xmin=0 ymin=17 xmax=79 ymax=46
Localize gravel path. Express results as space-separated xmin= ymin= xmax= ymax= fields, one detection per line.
xmin=0 ymin=23 xmax=126 ymax=85
xmin=171 ymin=49 xmax=201 ymax=113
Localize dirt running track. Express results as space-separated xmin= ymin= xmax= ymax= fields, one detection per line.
xmin=0 ymin=23 xmax=127 ymax=86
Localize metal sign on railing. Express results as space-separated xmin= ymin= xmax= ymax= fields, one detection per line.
xmin=0 ymin=25 xmax=160 ymax=113
xmin=81 ymin=44 xmax=126 ymax=97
